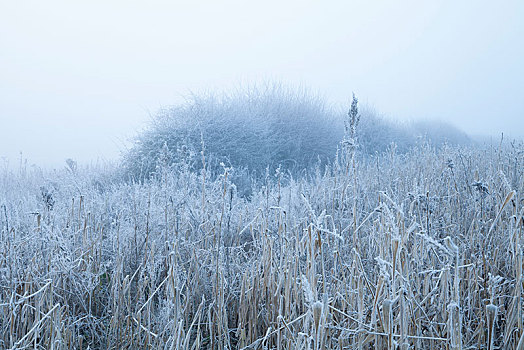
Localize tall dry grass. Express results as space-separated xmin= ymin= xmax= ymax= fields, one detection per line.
xmin=0 ymin=141 xmax=523 ymax=349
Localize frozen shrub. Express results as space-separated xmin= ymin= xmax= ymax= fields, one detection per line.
xmin=409 ymin=119 xmax=471 ymax=147
xmin=122 ymin=85 xmax=471 ymax=184
xmin=357 ymin=107 xmax=415 ymax=154
xmin=357 ymin=106 xmax=471 ymax=155
xmin=123 ymin=84 xmax=343 ymax=182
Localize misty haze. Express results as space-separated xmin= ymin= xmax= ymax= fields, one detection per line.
xmin=0 ymin=1 xmax=523 ymax=349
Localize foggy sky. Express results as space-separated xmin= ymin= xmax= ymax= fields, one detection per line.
xmin=1 ymin=0 xmax=523 ymax=167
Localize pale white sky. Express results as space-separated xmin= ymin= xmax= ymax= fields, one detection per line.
xmin=1 ymin=0 xmax=523 ymax=166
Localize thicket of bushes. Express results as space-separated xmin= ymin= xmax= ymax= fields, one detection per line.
xmin=122 ymin=85 xmax=471 ymax=184
xmin=357 ymin=106 xmax=471 ymax=155
xmin=123 ymin=85 xmax=340 ymax=183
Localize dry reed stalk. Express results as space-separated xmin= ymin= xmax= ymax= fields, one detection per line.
xmin=486 ymin=303 xmax=498 ymax=350
xmin=383 ymin=298 xmax=394 ymax=350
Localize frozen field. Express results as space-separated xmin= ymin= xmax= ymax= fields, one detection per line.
xmin=0 ymin=141 xmax=522 ymax=349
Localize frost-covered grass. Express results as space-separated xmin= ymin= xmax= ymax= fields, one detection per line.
xmin=0 ymin=142 xmax=523 ymax=349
